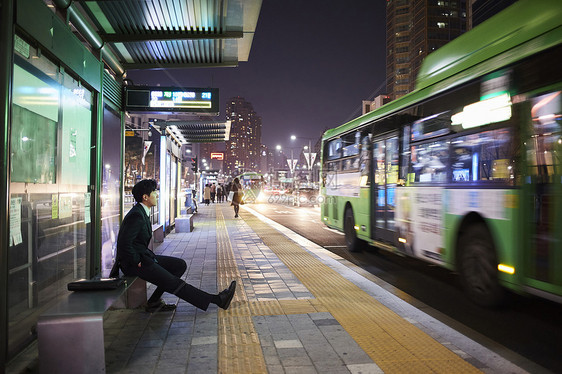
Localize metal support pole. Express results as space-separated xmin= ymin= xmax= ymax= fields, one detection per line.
xmin=308 ymin=139 xmax=312 ymax=183
xmin=0 ymin=0 xmax=15 ymax=368
xmin=290 ymin=148 xmax=293 ymax=178
xmin=89 ymin=64 xmax=104 ymax=278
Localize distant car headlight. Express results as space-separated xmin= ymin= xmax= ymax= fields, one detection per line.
xmin=316 ymin=195 xmax=325 ymax=203
xmin=299 ymin=196 xmax=307 ymax=203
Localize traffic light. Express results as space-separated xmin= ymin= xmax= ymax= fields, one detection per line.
xmin=191 ymin=157 xmax=198 ymax=173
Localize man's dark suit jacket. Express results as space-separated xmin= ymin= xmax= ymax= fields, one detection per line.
xmin=116 ymin=203 xmax=156 ymax=267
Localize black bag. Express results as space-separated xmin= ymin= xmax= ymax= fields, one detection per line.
xmin=67 ymin=278 xmax=125 ymax=291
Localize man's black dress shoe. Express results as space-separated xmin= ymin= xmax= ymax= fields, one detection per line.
xmin=145 ymin=299 xmax=177 ymax=313
xmin=217 ymin=281 xmax=236 ymax=310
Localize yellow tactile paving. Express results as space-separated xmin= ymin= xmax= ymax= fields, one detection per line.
xmin=216 ymin=207 xmax=267 ymax=374
xmin=240 ymin=212 xmax=482 ymax=374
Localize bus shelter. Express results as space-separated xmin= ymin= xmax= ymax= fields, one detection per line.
xmin=0 ymin=0 xmax=262 ymax=368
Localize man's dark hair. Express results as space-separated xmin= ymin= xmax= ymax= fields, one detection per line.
xmin=132 ymin=179 xmax=158 ymax=203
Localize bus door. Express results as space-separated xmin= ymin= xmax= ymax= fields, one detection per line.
xmin=372 ymin=134 xmax=399 ymax=242
xmin=524 ymin=92 xmax=562 ymax=292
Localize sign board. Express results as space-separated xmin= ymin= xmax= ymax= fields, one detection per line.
xmin=125 ymin=130 xmax=135 ymax=137
xmin=125 ymin=86 xmax=219 ymax=114
xmin=210 ymin=152 xmax=224 ymax=160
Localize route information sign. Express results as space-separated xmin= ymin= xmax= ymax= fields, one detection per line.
xmin=125 ymin=86 xmax=219 ymax=114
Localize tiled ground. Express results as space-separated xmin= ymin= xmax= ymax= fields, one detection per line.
xmin=6 ymin=202 xmax=527 ymax=374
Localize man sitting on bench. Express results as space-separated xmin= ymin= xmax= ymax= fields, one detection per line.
xmin=116 ymin=179 xmax=236 ymax=313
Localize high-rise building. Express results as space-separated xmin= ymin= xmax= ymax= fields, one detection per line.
xmin=386 ymin=0 xmax=467 ymax=100
xmin=362 ymin=94 xmax=391 ymax=114
xmin=225 ymin=97 xmax=262 ymax=176
xmin=468 ymin=0 xmax=517 ymax=29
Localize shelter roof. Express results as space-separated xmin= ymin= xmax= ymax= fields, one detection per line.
xmin=77 ymin=0 xmax=262 ymax=71
xmin=153 ymin=119 xmax=231 ymax=144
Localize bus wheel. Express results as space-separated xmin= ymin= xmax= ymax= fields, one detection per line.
xmin=344 ymin=208 xmax=366 ymax=253
xmin=458 ymin=223 xmax=505 ymax=307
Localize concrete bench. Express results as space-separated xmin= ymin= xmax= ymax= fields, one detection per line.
xmin=175 ymin=214 xmax=194 ymax=233
xmin=152 ymin=224 xmax=164 ymax=243
xmin=37 ymin=276 xmax=147 ymax=374
xmin=148 ymin=224 xmax=164 ymax=251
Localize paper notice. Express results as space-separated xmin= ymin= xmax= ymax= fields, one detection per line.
xmin=84 ymin=192 xmax=91 ymax=224
xmin=10 ymin=197 xmax=22 ymax=246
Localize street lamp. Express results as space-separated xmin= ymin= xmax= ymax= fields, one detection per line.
xmin=275 ymin=145 xmax=282 ymax=170
xmin=277 ymin=144 xmax=295 ymax=179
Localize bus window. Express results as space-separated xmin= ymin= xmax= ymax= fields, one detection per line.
xmin=374 ymin=140 xmax=386 ymax=229
xmin=528 ymin=91 xmax=562 ymax=182
xmin=451 ymin=128 xmax=515 ymax=183
xmin=400 ymin=125 xmax=411 ymax=182
xmin=410 ymin=140 xmax=448 ymax=183
xmin=526 ymin=91 xmax=562 ymax=284
xmin=411 ymin=111 xmax=451 ymax=142
xmin=325 ymin=160 xmax=340 ymax=172
xmin=386 ymin=137 xmax=399 ymax=229
xmin=327 ymin=138 xmax=342 ymax=160
xmin=342 ymin=157 xmax=359 ymax=171
xmin=386 ymin=137 xmax=399 ymax=185
xmin=342 ymin=132 xmax=360 ymax=157
xmin=360 ymin=135 xmax=371 ymax=184
xmin=374 ymin=141 xmax=385 ymax=185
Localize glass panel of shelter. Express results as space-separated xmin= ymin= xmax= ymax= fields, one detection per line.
xmin=9 ymin=45 xmax=93 ymax=357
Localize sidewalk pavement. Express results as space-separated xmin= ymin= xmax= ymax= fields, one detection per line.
xmin=8 ymin=203 xmax=530 ymax=374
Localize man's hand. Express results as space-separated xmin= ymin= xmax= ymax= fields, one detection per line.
xmin=138 ymin=262 xmax=142 ymax=268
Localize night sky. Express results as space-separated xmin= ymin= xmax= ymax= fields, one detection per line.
xmin=127 ymin=0 xmax=387 ymax=151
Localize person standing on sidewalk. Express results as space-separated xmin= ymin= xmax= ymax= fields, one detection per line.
xmin=203 ymin=183 xmax=211 ymax=205
xmin=210 ymin=183 xmax=216 ymax=203
xmin=216 ymin=184 xmax=223 ymax=203
xmin=230 ymin=177 xmax=244 ymax=218
xmin=116 ymin=179 xmax=236 ymax=312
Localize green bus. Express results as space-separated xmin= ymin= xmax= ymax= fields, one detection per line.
xmin=320 ymin=0 xmax=562 ymax=306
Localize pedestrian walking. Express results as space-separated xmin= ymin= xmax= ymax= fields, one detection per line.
xmin=210 ymin=183 xmax=216 ymax=203
xmin=217 ymin=184 xmax=223 ymax=202
xmin=230 ymin=178 xmax=244 ymax=218
xmin=204 ymin=184 xmax=211 ymax=205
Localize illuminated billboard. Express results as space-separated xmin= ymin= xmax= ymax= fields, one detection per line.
xmin=125 ymin=86 xmax=219 ymax=114
xmin=210 ymin=152 xmax=224 ymax=160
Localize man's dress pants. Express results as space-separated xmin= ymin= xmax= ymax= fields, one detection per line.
xmin=122 ymin=254 xmax=213 ymax=310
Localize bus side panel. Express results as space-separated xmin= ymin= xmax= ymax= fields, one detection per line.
xmin=323 ymin=171 xmax=362 ymax=230
xmin=355 ymin=186 xmax=371 ymax=241
xmin=443 ymin=189 xmax=521 ymax=290
xmin=395 ymin=187 xmax=445 ymax=263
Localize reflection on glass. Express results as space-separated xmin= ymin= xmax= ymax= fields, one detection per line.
xmin=386 ymin=137 xmax=399 ymax=229
xmin=410 ymin=141 xmax=448 ymax=183
xmin=8 ymin=55 xmax=92 ymax=358
xmin=529 ymin=91 xmax=562 ymax=182
xmin=451 ymin=128 xmax=514 ymax=183
xmin=11 ymin=105 xmax=57 ymax=183
xmin=101 ymin=105 xmax=121 ymax=276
